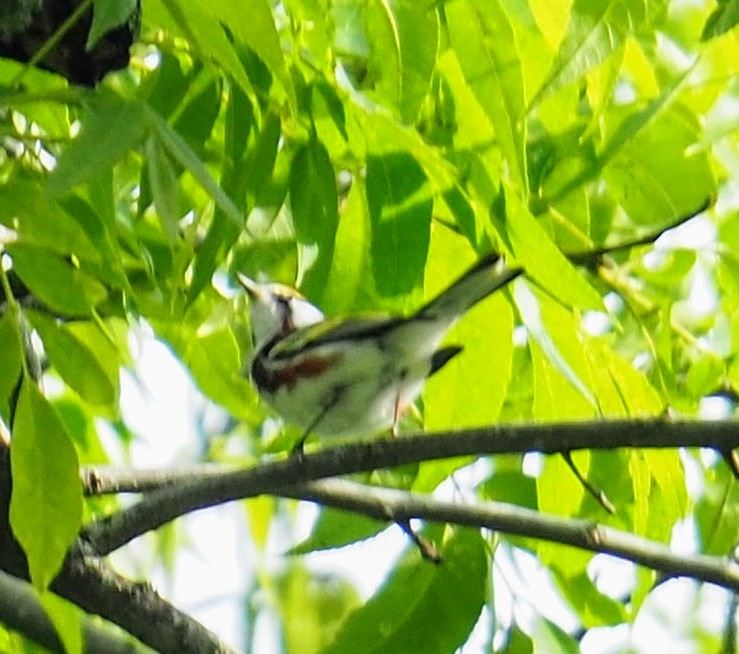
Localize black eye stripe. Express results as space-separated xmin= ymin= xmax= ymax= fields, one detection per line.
xmin=276 ymin=296 xmax=294 ymax=333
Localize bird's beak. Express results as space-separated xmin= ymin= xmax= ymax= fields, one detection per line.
xmin=236 ymin=273 xmax=263 ymax=301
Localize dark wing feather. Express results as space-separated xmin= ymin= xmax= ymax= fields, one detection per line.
xmin=268 ymin=314 xmax=406 ymax=359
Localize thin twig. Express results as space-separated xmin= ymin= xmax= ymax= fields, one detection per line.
xmin=280 ymin=479 xmax=739 ymax=592
xmin=561 ymin=451 xmax=616 ymax=514
xmin=395 ymin=519 xmax=442 ymax=563
xmin=565 ymin=196 xmax=713 ymax=269
xmin=722 ymin=591 xmax=738 ymax=654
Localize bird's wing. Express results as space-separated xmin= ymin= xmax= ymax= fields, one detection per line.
xmin=268 ymin=313 xmax=405 ymax=359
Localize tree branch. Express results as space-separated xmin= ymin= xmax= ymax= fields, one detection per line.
xmin=277 ymin=478 xmax=739 ymax=592
xmin=0 ymin=570 xmax=144 ymax=654
xmin=51 ymin=545 xmax=240 ymax=654
xmin=565 ymin=196 xmax=713 ymax=268
xmin=80 ymin=418 xmax=739 ymax=556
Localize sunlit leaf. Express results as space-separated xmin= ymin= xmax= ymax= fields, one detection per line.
xmin=25 ymin=310 xmax=117 ymax=408
xmin=424 ymin=230 xmax=514 ymax=430
xmin=366 ymin=152 xmax=431 ymax=303
xmin=603 ymin=104 xmax=715 ymax=226
xmin=553 ymin=570 xmax=627 ymax=628
xmin=503 ymin=184 xmax=603 ymax=310
xmin=7 ymin=244 xmax=107 ymax=317
xmin=183 ymin=325 xmax=258 ymax=421
xmin=533 ymin=0 xmax=667 ymax=104
xmin=87 ymin=0 xmax=138 ymax=49
xmin=147 ymin=0 xmax=256 ymax=98
xmin=145 ymin=106 xmax=246 ymax=229
xmin=10 ymin=381 xmax=83 ymax=590
xmin=145 ymin=134 xmax=181 ymax=244
xmin=290 ymin=139 xmax=339 ymax=301
xmin=446 ymin=0 xmax=528 ymax=193
xmin=695 ymin=466 xmax=739 ymax=555
xmin=0 ymin=313 xmax=23 ymax=424
xmin=192 ymin=0 xmax=297 ymax=111
xmin=289 ymin=507 xmax=386 ymax=554
xmin=531 ymin=615 xmax=579 ymax=653
xmin=701 ymin=0 xmax=739 ymax=40
xmin=518 ymin=285 xmax=598 ymax=414
xmin=365 ymin=0 xmax=439 ymax=122
xmin=0 ymin=181 xmax=100 ymax=262
xmin=40 ymin=592 xmax=83 ymax=654
xmin=323 ymin=528 xmax=486 ymax=654
xmin=277 ymin=563 xmax=360 ymax=654
xmin=322 ymin=176 xmax=372 ymax=315
xmin=47 ymin=99 xmax=148 ymax=197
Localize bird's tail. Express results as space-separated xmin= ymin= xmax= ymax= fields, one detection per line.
xmin=415 ymin=254 xmax=521 ymax=324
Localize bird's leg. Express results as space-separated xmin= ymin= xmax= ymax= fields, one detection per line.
xmin=391 ymin=393 xmax=402 ymax=437
xmin=291 ymin=385 xmax=347 ymax=458
xmin=396 ymin=519 xmax=442 ymax=564
xmin=561 ymin=451 xmax=616 ymax=514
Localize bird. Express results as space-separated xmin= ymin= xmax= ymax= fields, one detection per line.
xmin=237 ymin=253 xmax=521 ymax=446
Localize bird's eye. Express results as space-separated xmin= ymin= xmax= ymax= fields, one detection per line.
xmin=276 ymin=296 xmax=294 ymax=334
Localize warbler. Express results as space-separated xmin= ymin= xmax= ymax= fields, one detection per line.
xmin=238 ymin=254 xmax=520 ymax=443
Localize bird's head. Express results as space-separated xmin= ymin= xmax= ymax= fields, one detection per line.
xmin=237 ymin=274 xmax=324 ymax=349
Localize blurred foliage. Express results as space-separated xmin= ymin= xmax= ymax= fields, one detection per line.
xmin=0 ymin=0 xmax=737 ymax=652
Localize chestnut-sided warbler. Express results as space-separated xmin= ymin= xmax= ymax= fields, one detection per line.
xmin=238 ymin=254 xmax=520 ymax=441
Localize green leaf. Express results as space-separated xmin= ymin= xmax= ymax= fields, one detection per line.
xmin=0 ymin=313 xmax=23 ymax=424
xmin=148 ymin=0 xmax=256 ymax=98
xmin=583 ymin=340 xmax=663 ymax=415
xmin=424 ymin=231 xmax=514 ymax=430
xmin=533 ymin=0 xmax=666 ymax=105
xmin=501 ymin=625 xmax=534 ymax=653
xmin=366 ymin=152 xmax=431 ymax=302
xmin=446 ymin=0 xmax=528 ymax=193
xmin=277 ymin=564 xmax=361 ymax=654
xmin=289 ymin=507 xmax=386 ymax=554
xmin=517 ymin=286 xmax=598 ymax=415
xmin=358 ymin=108 xmax=457 ymax=190
xmin=701 ymin=0 xmax=739 ymax=40
xmin=629 ymin=450 xmax=652 ymax=537
xmin=503 ymin=184 xmax=603 ymax=310
xmin=40 ymin=591 xmax=83 ymax=654
xmin=641 ymin=450 xmax=687 ymax=541
xmin=10 ymin=380 xmax=83 ymax=590
xmin=88 ymin=0 xmax=139 ymax=49
xmin=183 ymin=326 xmax=259 ymax=421
xmin=25 ymin=310 xmax=118 ymax=408
xmin=0 ymin=180 xmax=100 ymax=262
xmin=603 ymin=105 xmax=715 ymax=226
xmin=7 ymin=244 xmax=108 ymax=317
xmin=289 ymin=139 xmax=339 ymax=300
xmin=323 ymin=528 xmax=486 ymax=654
xmin=531 ymin=616 xmax=579 ymax=653
xmin=145 ymin=134 xmax=181 ymax=243
xmin=553 ymin=570 xmax=627 ymax=628
xmin=145 ymin=105 xmax=246 ymax=229
xmin=322 ymin=176 xmax=372 ymax=315
xmin=47 ymin=99 xmax=148 ymax=197
xmin=192 ymin=0 xmax=297 ymax=111
xmin=695 ymin=467 xmax=739 ymax=555
xmin=365 ymin=0 xmax=439 ymax=122
xmin=186 ymin=99 xmax=266 ymax=304
xmin=283 ymin=0 xmax=333 ymax=68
